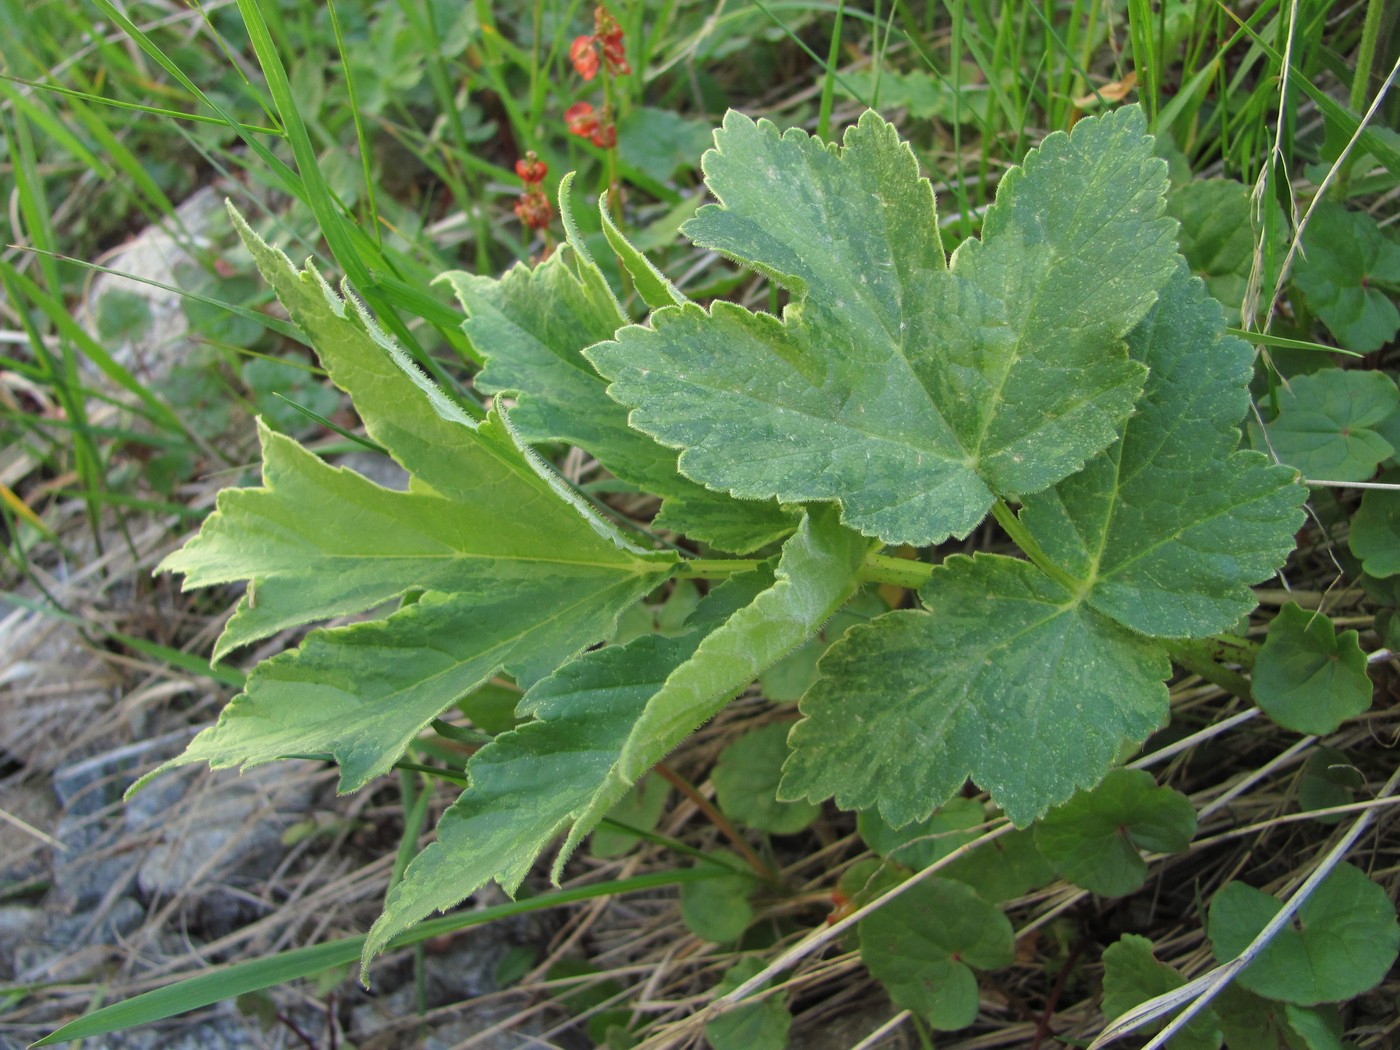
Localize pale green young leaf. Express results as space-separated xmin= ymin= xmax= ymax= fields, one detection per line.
xmin=559 ymin=508 xmax=873 ymax=865
xmin=1259 ymin=369 xmax=1400 ymax=482
xmin=1253 ymin=603 xmax=1372 ymax=734
xmin=588 ymin=106 xmax=1178 ymax=546
xmin=361 ymin=574 xmax=773 ymax=964
xmin=161 ymin=415 xmax=669 ymax=663
xmin=363 ymin=631 xmax=703 ymax=965
xmin=1033 ymin=769 xmax=1196 ymax=897
xmin=441 ymin=241 xmax=796 ymax=554
xmin=858 ymin=878 xmax=1014 ymax=1031
xmin=1022 ymin=264 xmax=1306 ymax=638
xmin=783 ymin=554 xmax=1170 ymax=827
xmin=1101 ymin=935 xmax=1223 ymax=1050
xmin=226 ymin=205 xmax=487 ymax=503
xmin=1208 ymin=864 xmax=1400 ymax=1006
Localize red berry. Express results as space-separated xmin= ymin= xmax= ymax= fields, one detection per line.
xmin=590 ymin=123 xmax=617 ymax=149
xmin=514 ymin=189 xmax=552 ymax=230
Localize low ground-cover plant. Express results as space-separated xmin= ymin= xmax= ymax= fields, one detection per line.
xmin=38 ymin=102 xmax=1399 ymax=1046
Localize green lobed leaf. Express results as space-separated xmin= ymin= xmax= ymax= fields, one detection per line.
xmin=704 ymin=959 xmax=792 ymax=1050
xmin=712 ymin=722 xmax=821 ymax=835
xmin=680 ymin=850 xmax=758 ymax=943
xmin=783 ymin=264 xmax=1303 ymax=827
xmin=441 ymin=211 xmax=795 ymax=555
xmin=783 ymin=554 xmax=1171 ymax=827
xmin=1207 ymin=863 xmax=1400 ymax=1006
xmin=1349 ymin=470 xmax=1400 ymax=578
xmin=1215 ymin=987 xmax=1342 ymax=1050
xmin=858 ymin=877 xmax=1014 ymax=1031
xmin=939 ymin=827 xmax=1054 ymax=903
xmin=1253 ymin=603 xmax=1372 ymax=734
xmin=1101 ymin=935 xmax=1223 ymax=1050
xmin=557 ymin=507 xmax=873 ymax=864
xmin=1258 ymin=369 xmax=1400 ymax=482
xmin=1293 ymin=202 xmax=1400 ymax=353
xmin=1033 ymin=769 xmax=1197 ymax=897
xmin=1166 ymin=177 xmax=1282 ymax=325
xmin=856 ymin=797 xmax=984 ymax=873
xmin=588 ymin=106 xmax=1178 ymax=546
xmin=1022 ymin=262 xmax=1306 ymax=638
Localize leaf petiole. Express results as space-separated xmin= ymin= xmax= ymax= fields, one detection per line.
xmin=990 ymin=499 xmax=1084 ymax=595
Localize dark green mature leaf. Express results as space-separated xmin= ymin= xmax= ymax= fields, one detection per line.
xmin=858 ymin=878 xmax=1013 ymax=1030
xmin=785 ymin=554 xmax=1170 ymax=827
xmin=1023 ymin=264 xmax=1306 ymax=639
xmin=681 ymin=850 xmax=758 ymax=942
xmin=1293 ymin=202 xmax=1400 ymax=353
xmin=1253 ymin=603 xmax=1372 ymax=734
xmin=940 ymin=827 xmax=1053 ymax=902
xmin=1034 ymin=769 xmax=1196 ymax=897
xmin=784 ymin=267 xmax=1304 ymax=827
xmin=712 ymin=723 xmax=821 ymax=835
xmin=1259 ymin=369 xmax=1400 ymax=482
xmin=440 ymin=209 xmax=795 ymax=554
xmin=1101 ymin=935 xmax=1223 ymax=1050
xmin=1349 ymin=472 xmax=1400 ymax=577
xmin=588 ymin=106 xmax=1178 ymax=546
xmin=1215 ymin=987 xmax=1342 ymax=1050
xmin=1208 ymin=863 xmax=1400 ymax=1005
xmin=704 ymin=959 xmax=792 ymax=1050
xmin=1167 ymin=178 xmax=1280 ymax=324
xmin=857 ymin=797 xmax=984 ymax=872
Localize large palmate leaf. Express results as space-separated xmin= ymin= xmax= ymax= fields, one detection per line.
xmin=152 ymin=211 xmax=676 ymax=792
xmin=783 ymin=266 xmax=1304 ymax=825
xmin=588 ymin=106 xmax=1179 ymax=546
xmin=440 ymin=206 xmax=796 ymax=554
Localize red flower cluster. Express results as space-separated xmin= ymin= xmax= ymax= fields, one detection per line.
xmin=564 ymin=102 xmax=615 ymax=148
xmin=570 ymin=5 xmax=629 ymax=81
xmin=513 ymin=150 xmax=551 ymax=231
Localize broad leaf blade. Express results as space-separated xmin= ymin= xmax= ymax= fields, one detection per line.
xmin=1022 ymin=264 xmax=1306 ymax=638
xmin=783 ymin=554 xmax=1170 ymax=827
xmin=1259 ymin=369 xmax=1400 ymax=482
xmin=589 ymin=106 xmax=1177 ymax=546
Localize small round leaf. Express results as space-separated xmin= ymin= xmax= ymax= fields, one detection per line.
xmin=1253 ymin=603 xmax=1372 ymax=734
xmin=1208 ymin=863 xmax=1400 ymax=1005
xmin=1034 ymin=768 xmax=1196 ymax=897
xmin=858 ymin=877 xmax=1013 ymax=1030
xmin=713 ymin=723 xmax=821 ymax=835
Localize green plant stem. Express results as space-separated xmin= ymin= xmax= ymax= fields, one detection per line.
xmin=1350 ymin=0 xmax=1385 ymax=113
xmin=653 ymin=763 xmax=777 ymax=883
xmin=860 ymin=552 xmax=934 ymax=590
xmin=1166 ymin=639 xmax=1254 ymax=701
xmin=990 ymin=499 xmax=1082 ymax=593
xmin=676 ymin=558 xmax=765 ymax=580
